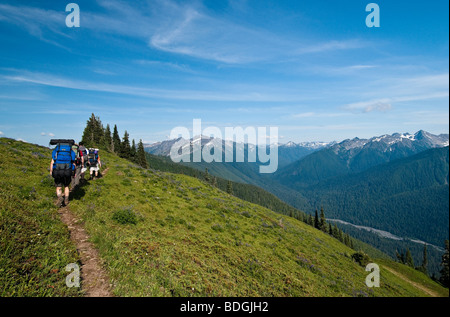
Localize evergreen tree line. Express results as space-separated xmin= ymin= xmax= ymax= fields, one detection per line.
xmin=308 ymin=207 xmax=355 ymax=249
xmin=81 ymin=113 xmax=148 ymax=169
xmin=395 ymin=241 xmax=449 ymax=287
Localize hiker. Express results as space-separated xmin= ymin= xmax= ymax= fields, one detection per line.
xmin=70 ymin=142 xmax=84 ymax=190
xmin=79 ymin=142 xmax=88 ymax=184
xmin=88 ymin=148 xmax=102 ymax=180
xmin=49 ymin=139 xmax=76 ymax=207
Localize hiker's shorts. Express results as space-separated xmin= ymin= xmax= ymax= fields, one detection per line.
xmin=54 ymin=176 xmax=71 ymax=188
xmin=90 ymin=166 xmax=99 ymax=173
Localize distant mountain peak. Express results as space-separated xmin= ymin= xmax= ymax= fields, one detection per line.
xmin=281 ymin=141 xmax=334 ymax=150
xmin=330 ymin=130 xmax=448 ymax=153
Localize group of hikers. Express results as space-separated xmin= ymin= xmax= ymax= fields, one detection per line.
xmin=49 ymin=139 xmax=101 ymax=207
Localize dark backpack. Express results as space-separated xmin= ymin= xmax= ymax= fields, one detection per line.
xmin=88 ymin=148 xmax=99 ymax=166
xmin=79 ymin=145 xmax=88 ymax=158
xmin=52 ymin=142 xmax=74 ymax=178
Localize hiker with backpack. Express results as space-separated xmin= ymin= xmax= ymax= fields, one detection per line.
xmin=79 ymin=142 xmax=88 ymax=184
xmin=49 ymin=139 xmax=76 ymax=207
xmin=70 ymin=142 xmax=84 ymax=190
xmin=88 ymin=148 xmax=102 ymax=180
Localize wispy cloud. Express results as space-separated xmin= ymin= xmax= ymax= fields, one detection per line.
xmin=0 ymin=3 xmax=70 ymax=48
xmin=343 ymin=73 xmax=449 ymax=113
xmin=135 ymin=60 xmax=194 ymax=73
xmin=292 ymin=112 xmax=349 ymax=118
xmin=148 ymin=3 xmax=282 ymax=64
xmin=40 ymin=132 xmax=55 ymax=137
xmin=344 ymin=99 xmax=392 ymax=113
xmin=2 ymin=70 xmax=306 ymax=102
xmin=294 ymin=39 xmax=366 ymax=54
xmin=292 ymin=112 xmax=316 ymax=118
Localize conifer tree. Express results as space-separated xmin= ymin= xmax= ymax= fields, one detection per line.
xmin=104 ymin=124 xmax=112 ymax=151
xmin=120 ymin=130 xmax=131 ymax=159
xmin=136 ymin=139 xmax=148 ymax=169
xmin=405 ymin=248 xmax=414 ymax=268
xmin=344 ymin=234 xmax=350 ymax=246
xmin=314 ymin=209 xmax=319 ymax=229
xmin=81 ymin=113 xmax=104 ymax=148
xmin=333 ymin=223 xmax=340 ymax=239
xmin=130 ymin=139 xmax=137 ymax=162
xmin=319 ymin=207 xmax=327 ymax=232
xmin=226 ymin=180 xmax=233 ymax=194
xmin=337 ymin=228 xmax=343 ymax=242
xmin=439 ymin=240 xmax=449 ymax=287
xmin=307 ymin=215 xmax=313 ymax=226
xmin=112 ymin=124 xmax=121 ymax=154
xmin=93 ymin=115 xmax=104 ymax=145
xmin=81 ymin=113 xmax=96 ymax=147
xmin=418 ymin=244 xmax=428 ymax=275
xmin=395 ymin=250 xmax=403 ymax=263
xmin=399 ymin=251 xmax=406 ymax=264
xmin=204 ymin=168 xmax=210 ymax=182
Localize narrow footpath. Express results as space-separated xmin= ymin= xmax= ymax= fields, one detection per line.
xmin=58 ymin=168 xmax=113 ymax=297
xmin=383 ymin=265 xmax=439 ymax=297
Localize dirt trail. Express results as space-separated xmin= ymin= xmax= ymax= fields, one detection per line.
xmin=383 ymin=266 xmax=439 ymax=297
xmin=58 ymin=167 xmax=112 ymax=297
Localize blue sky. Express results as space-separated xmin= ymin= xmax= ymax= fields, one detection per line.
xmin=0 ymin=0 xmax=448 ymax=146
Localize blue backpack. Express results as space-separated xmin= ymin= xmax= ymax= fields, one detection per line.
xmin=52 ymin=143 xmax=75 ymax=178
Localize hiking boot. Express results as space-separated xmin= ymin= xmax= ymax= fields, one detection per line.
xmin=56 ymin=195 xmax=64 ymax=208
xmin=64 ymin=196 xmax=69 ymax=207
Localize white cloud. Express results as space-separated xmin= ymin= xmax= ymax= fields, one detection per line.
xmin=295 ymin=39 xmax=366 ymax=54
xmin=293 ymin=112 xmax=316 ymax=118
xmin=0 ymin=3 xmax=69 ymax=48
xmin=363 ymin=102 xmax=392 ymax=113
xmin=2 ymin=71 xmax=308 ymax=102
xmin=0 ymin=131 xmax=4 ymax=136
xmin=344 ymin=99 xmax=392 ymax=113
xmin=292 ymin=112 xmax=349 ymax=118
xmin=343 ymin=73 xmax=449 ymax=113
xmin=135 ymin=60 xmax=194 ymax=73
xmin=148 ymin=4 xmax=281 ymax=64
xmin=40 ymin=132 xmax=55 ymax=137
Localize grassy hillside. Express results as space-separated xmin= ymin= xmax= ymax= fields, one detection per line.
xmin=1 ymin=137 xmax=448 ymax=297
xmin=145 ymin=152 xmax=307 ymax=221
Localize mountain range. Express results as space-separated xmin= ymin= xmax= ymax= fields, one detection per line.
xmin=145 ymin=136 xmax=334 ymax=169
xmin=276 ymin=130 xmax=449 ymax=189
